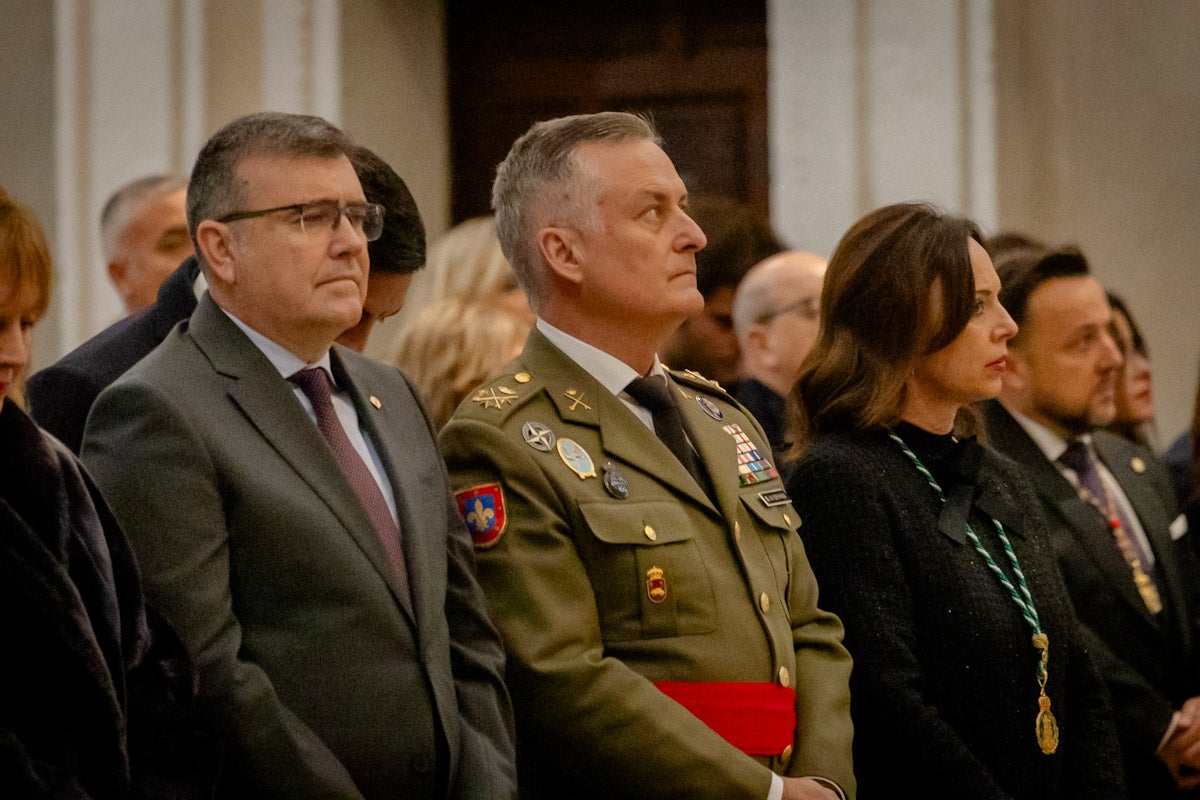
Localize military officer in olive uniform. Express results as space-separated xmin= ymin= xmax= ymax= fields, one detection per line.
xmin=440 ymin=112 xmax=855 ymax=800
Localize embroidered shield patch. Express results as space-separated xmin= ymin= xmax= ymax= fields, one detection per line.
xmin=456 ymin=483 xmax=507 ymax=549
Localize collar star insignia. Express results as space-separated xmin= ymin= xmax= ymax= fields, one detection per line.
xmin=472 ymin=386 xmax=518 ymax=409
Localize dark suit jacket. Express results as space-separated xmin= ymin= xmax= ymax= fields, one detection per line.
xmin=788 ymin=424 xmax=1124 ymax=799
xmin=982 ymin=400 xmax=1200 ymax=798
xmin=28 ymin=257 xmax=200 ymax=454
xmin=81 ymin=294 xmax=515 ymax=799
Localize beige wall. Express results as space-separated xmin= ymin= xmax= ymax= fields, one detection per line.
xmin=341 ymin=0 xmax=449 ymax=360
xmin=994 ymin=0 xmax=1200 ymax=442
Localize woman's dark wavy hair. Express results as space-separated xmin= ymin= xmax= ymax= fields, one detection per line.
xmin=787 ymin=202 xmax=983 ymax=458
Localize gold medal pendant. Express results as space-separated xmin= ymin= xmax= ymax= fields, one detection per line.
xmin=1032 ymin=633 xmax=1059 ymax=754
xmin=1036 ymin=694 xmax=1059 ymax=754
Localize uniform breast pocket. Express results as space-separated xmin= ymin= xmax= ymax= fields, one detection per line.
xmin=577 ymin=500 xmax=717 ymax=642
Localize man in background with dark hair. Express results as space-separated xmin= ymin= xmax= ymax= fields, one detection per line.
xmin=81 ymin=111 xmax=514 ymax=799
xmin=980 ymin=245 xmax=1200 ymax=797
xmin=29 ymin=145 xmax=425 ymax=453
xmin=661 ymin=193 xmax=783 ymax=386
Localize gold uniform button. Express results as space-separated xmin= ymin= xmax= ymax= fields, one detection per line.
xmin=733 ymin=521 xmax=741 ymax=541
xmin=644 ymin=525 xmax=657 ymax=541
xmin=1131 ymin=456 xmax=1146 ymax=474
xmin=780 ymin=744 xmax=793 ymax=760
xmin=514 ymin=372 xmax=531 ymax=383
xmin=759 ymin=592 xmax=771 ymax=613
xmin=782 ymin=512 xmax=792 ymax=527
xmin=778 ymin=667 xmax=791 ymax=687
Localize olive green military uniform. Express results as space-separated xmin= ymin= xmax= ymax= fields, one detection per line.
xmin=440 ymin=329 xmax=854 ymax=799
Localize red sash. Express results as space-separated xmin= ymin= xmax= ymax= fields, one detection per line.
xmin=655 ymin=681 xmax=796 ymax=755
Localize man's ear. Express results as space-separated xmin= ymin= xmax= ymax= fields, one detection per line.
xmin=743 ymin=326 xmax=771 ymax=364
xmin=107 ymin=259 xmax=131 ymax=299
xmin=538 ymin=226 xmax=584 ymax=286
xmin=196 ymin=221 xmax=237 ymax=285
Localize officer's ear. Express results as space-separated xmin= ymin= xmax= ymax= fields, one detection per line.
xmin=538 ymin=225 xmax=584 ymax=286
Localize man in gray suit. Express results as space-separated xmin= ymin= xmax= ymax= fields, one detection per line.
xmin=82 ymin=112 xmax=515 ymax=799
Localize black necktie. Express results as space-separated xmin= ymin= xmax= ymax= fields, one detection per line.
xmin=625 ymin=374 xmax=706 ymax=487
xmin=290 ymin=367 xmax=411 ymax=604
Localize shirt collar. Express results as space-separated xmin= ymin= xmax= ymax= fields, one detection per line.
xmin=1007 ymin=405 xmax=1093 ymax=462
xmin=222 ymin=309 xmax=334 ymax=383
xmin=536 ymin=318 xmax=665 ymax=395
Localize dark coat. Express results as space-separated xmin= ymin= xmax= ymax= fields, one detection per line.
xmin=27 ymin=257 xmax=200 ymax=454
xmin=787 ymin=424 xmax=1125 ymax=799
xmin=0 ymin=400 xmax=218 ymax=798
xmin=982 ymin=400 xmax=1200 ymax=798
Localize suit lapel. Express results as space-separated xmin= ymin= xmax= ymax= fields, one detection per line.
xmin=983 ymin=401 xmax=1161 ymax=628
xmin=189 ymin=297 xmax=414 ymax=623
xmin=1095 ymin=434 xmax=1190 ymax=640
xmin=670 ymin=374 xmax=742 ymax=522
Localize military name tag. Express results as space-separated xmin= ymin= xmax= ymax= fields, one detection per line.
xmin=758 ymin=489 xmax=790 ymax=508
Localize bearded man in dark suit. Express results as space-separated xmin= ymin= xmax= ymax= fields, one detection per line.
xmin=981 ymin=244 xmax=1200 ymax=797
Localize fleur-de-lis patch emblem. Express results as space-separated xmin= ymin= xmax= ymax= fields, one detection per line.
xmin=455 ymin=483 xmax=507 ymax=548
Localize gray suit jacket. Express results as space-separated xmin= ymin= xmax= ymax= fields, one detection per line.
xmin=81 ymin=294 xmax=515 ymax=800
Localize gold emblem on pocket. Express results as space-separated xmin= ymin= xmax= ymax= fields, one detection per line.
xmin=646 ymin=566 xmax=667 ymax=603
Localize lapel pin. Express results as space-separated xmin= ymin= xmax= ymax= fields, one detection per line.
xmin=603 ymin=462 xmax=629 ymax=499
xmin=1131 ymin=457 xmax=1146 ymax=474
xmin=696 ymin=395 xmax=724 ymax=420
xmin=557 ymin=438 xmax=596 ymax=479
xmin=369 ymin=395 xmax=382 ymax=409
xmin=522 ymin=421 xmax=556 ymax=452
xmin=564 ymin=388 xmax=591 ymax=411
xmin=646 ymin=566 xmax=667 ymax=603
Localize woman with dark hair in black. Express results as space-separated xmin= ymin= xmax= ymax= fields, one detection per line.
xmin=785 ymin=202 xmax=1125 ymax=798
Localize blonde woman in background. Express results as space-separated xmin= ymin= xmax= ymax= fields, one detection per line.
xmin=403 ymin=215 xmax=532 ymax=322
xmin=391 ymin=294 xmax=531 ymax=429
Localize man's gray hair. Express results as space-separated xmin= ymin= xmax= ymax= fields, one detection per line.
xmin=100 ymin=174 xmax=188 ymax=260
xmin=491 ymin=111 xmax=659 ymax=310
xmin=187 ymin=112 xmax=353 ymax=266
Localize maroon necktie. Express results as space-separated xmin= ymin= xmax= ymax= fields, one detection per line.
xmin=290 ymin=367 xmax=410 ymax=603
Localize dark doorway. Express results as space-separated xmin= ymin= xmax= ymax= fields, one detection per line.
xmin=446 ymin=0 xmax=769 ymax=222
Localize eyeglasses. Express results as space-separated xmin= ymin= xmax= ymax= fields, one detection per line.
xmin=759 ymin=296 xmax=819 ymax=324
xmin=217 ymin=200 xmax=384 ymax=242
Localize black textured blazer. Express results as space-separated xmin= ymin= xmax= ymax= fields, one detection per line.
xmin=787 ymin=424 xmax=1125 ymax=799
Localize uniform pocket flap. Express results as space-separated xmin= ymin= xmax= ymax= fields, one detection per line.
xmin=740 ymin=493 xmax=799 ymax=531
xmin=579 ymin=499 xmax=695 ymax=546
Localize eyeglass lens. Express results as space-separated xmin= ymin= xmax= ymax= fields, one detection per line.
xmin=298 ymin=201 xmax=384 ymax=242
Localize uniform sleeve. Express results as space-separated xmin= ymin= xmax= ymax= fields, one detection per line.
xmin=81 ymin=379 xmax=364 ymax=800
xmin=788 ymin=453 xmax=1014 ymax=799
xmin=440 ymin=416 xmax=776 ymax=800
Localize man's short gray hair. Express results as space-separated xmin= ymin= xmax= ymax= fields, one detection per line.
xmin=187 ymin=112 xmax=353 ymax=267
xmin=491 ymin=112 xmax=659 ymax=310
xmin=100 ymin=174 xmax=188 ymax=260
